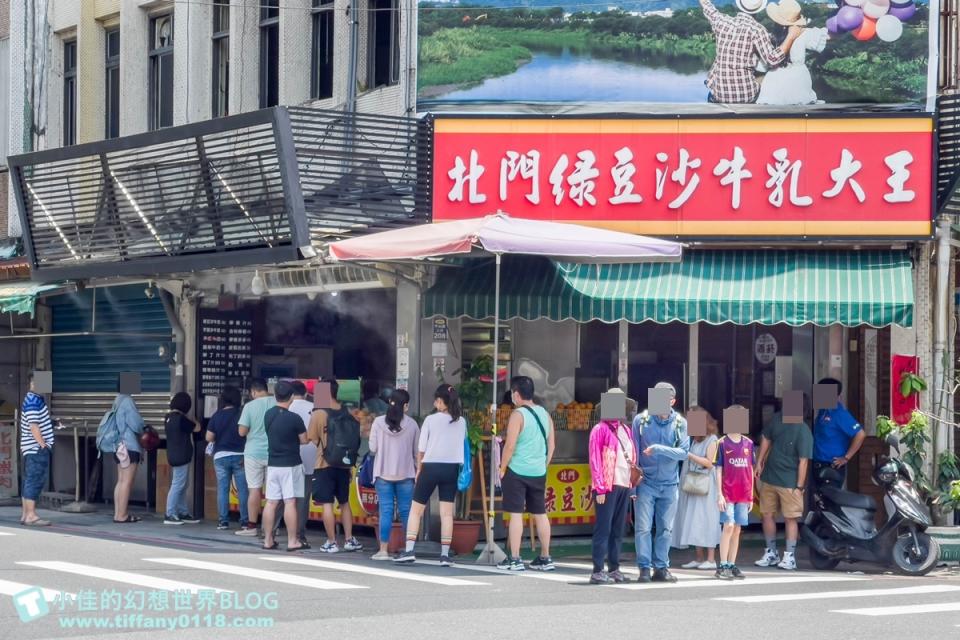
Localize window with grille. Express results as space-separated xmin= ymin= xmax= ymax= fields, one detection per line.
xmin=149 ymin=14 xmax=174 ymax=130
xmin=311 ymin=0 xmax=334 ymax=100
xmin=259 ymin=0 xmax=280 ymax=108
xmin=105 ymin=29 xmax=120 ymax=139
xmin=212 ymin=0 xmax=229 ymax=117
xmin=63 ymin=40 xmax=77 ymax=146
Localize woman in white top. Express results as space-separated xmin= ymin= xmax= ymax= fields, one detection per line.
xmin=757 ymin=0 xmax=829 ymax=106
xmin=394 ymin=384 xmax=466 ymax=567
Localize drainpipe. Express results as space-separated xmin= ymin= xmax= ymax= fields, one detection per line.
xmin=346 ymin=1 xmax=360 ymax=113
xmin=158 ymin=288 xmax=186 ymax=394
xmin=932 ymin=215 xmax=952 ymax=511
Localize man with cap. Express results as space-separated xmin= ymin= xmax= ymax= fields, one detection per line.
xmin=699 ymin=0 xmax=803 ymax=103
xmin=631 ymin=382 xmax=689 ymax=583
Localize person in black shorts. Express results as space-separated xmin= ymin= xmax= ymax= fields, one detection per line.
xmin=394 ymin=384 xmax=467 ymax=567
xmin=497 ymin=377 xmax=556 ymax=572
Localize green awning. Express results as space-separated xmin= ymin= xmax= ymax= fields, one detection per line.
xmin=0 ymin=282 xmax=69 ymax=317
xmin=424 ymin=250 xmax=913 ymax=328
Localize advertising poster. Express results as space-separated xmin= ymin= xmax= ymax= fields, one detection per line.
xmin=418 ymin=0 xmax=937 ymax=109
xmin=504 ymin=463 xmax=596 ymax=525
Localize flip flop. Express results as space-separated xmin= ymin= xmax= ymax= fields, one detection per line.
xmin=286 ymin=544 xmax=306 ymax=553
xmin=113 ymin=515 xmax=142 ymax=523
xmin=262 ymin=542 xmax=279 ymax=550
xmin=22 ymin=519 xmax=51 ymax=527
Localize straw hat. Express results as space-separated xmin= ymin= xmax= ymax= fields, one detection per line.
xmin=766 ymin=0 xmax=809 ymax=26
xmin=736 ymin=0 xmax=768 ymax=15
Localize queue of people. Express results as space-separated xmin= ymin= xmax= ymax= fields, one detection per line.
xmin=586 ymin=377 xmax=864 ymax=584
xmin=19 ymin=372 xmax=863 ymax=580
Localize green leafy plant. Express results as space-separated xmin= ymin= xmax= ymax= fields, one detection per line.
xmin=899 ymin=371 xmax=927 ymax=399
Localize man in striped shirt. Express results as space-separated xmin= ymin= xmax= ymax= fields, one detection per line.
xmin=20 ymin=373 xmax=54 ymax=526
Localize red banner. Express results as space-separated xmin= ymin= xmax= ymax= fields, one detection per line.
xmin=891 ymin=354 xmax=920 ymax=424
xmin=432 ymin=117 xmax=933 ymax=238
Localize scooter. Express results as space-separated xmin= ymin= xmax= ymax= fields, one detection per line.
xmin=800 ymin=434 xmax=939 ymax=576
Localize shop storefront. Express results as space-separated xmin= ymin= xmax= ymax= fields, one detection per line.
xmin=421 ymin=114 xmax=933 ymax=532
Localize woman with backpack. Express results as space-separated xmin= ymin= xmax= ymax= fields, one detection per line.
xmin=394 ymin=384 xmax=466 ymax=567
xmin=369 ymin=389 xmax=420 ymax=560
xmin=102 ymin=391 xmax=146 ymax=523
xmin=163 ymin=392 xmax=202 ymax=525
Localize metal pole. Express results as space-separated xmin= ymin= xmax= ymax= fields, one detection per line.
xmin=477 ymin=253 xmax=507 ymax=565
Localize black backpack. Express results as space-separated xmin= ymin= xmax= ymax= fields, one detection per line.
xmin=322 ymin=408 xmax=361 ymax=468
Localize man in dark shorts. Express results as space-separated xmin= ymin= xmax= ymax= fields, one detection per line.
xmin=307 ymin=379 xmax=362 ymax=554
xmin=498 ymin=376 xmax=556 ymax=572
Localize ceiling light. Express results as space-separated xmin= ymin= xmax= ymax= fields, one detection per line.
xmin=251 ymin=270 xmax=267 ymax=296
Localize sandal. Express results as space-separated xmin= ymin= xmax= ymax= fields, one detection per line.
xmin=262 ymin=541 xmax=279 ymax=550
xmin=22 ymin=519 xmax=51 ymax=527
xmin=113 ymin=515 xmax=142 ymax=523
xmin=286 ymin=544 xmax=306 ymax=553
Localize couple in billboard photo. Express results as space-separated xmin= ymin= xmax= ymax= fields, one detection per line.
xmin=417 ymin=0 xmax=931 ymax=108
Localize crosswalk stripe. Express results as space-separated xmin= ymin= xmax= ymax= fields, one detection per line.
xmin=720 ymin=585 xmax=960 ymax=603
xmin=611 ymin=575 xmax=865 ymax=590
xmin=416 ymin=560 xmax=580 ymax=583
xmin=0 ymin=532 xmax=16 ymax=536
xmin=260 ymin=557 xmax=490 ymax=586
xmin=0 ymin=579 xmax=71 ymax=602
xmin=143 ymin=558 xmax=366 ymax=591
xmin=17 ymin=561 xmax=232 ymax=594
xmin=553 ymin=561 xmax=711 ymax=581
xmin=833 ymin=602 xmax=960 ymax=616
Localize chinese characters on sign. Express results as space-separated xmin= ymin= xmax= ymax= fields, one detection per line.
xmin=0 ymin=423 xmax=16 ymax=498
xmin=197 ymin=309 xmax=254 ymax=399
xmin=434 ymin=118 xmax=933 ymax=237
xmin=504 ymin=464 xmax=595 ymax=524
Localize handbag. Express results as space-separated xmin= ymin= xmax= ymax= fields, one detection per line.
xmin=358 ymin=452 xmax=375 ymax=489
xmin=613 ymin=423 xmax=643 ymax=488
xmin=681 ymin=465 xmax=711 ymax=495
xmin=457 ymin=436 xmax=473 ymax=492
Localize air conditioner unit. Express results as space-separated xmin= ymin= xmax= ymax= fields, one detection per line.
xmin=260 ymin=265 xmax=394 ymax=295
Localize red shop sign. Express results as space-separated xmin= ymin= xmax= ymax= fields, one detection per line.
xmin=432 ymin=117 xmax=933 ymax=239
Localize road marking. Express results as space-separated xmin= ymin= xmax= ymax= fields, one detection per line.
xmin=260 ymin=557 xmax=490 ymax=586
xmin=0 ymin=532 xmax=16 ymax=536
xmin=833 ymin=601 xmax=960 ymax=616
xmin=720 ymin=584 xmax=960 ymax=603
xmin=0 ymin=579 xmax=70 ymax=602
xmin=144 ymin=558 xmax=366 ymax=590
xmin=416 ymin=560 xmax=582 ymax=583
xmin=17 ymin=561 xmax=232 ymax=594
xmin=611 ymin=575 xmax=865 ymax=590
xmin=553 ymin=561 xmax=711 ymax=581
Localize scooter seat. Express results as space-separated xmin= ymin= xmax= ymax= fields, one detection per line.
xmin=821 ymin=486 xmax=877 ymax=511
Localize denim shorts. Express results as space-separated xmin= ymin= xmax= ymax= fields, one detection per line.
xmin=22 ymin=448 xmax=51 ymax=501
xmin=721 ymin=502 xmax=751 ymax=527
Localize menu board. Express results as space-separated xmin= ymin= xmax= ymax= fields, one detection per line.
xmin=197 ymin=308 xmax=253 ymax=402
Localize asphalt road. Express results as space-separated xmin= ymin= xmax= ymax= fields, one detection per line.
xmin=1 ymin=507 xmax=959 ymax=640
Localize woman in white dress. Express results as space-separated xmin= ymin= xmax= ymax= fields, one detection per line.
xmin=756 ymin=0 xmax=829 ymax=106
xmin=672 ymin=408 xmax=721 ymax=569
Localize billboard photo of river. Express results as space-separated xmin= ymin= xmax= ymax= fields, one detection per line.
xmin=417 ymin=0 xmax=935 ymax=108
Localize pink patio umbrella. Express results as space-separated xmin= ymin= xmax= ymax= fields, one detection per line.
xmin=328 ymin=213 xmax=682 ymax=564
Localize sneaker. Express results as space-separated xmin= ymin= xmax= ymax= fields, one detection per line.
xmin=439 ymin=555 xmax=453 ymax=567
xmin=235 ymin=523 xmax=258 ymax=536
xmin=681 ymin=560 xmax=701 ymax=569
xmin=179 ymin=514 xmax=201 ymax=524
xmin=393 ymin=550 xmax=416 ymax=564
xmin=697 ymin=561 xmax=717 ymax=570
xmin=730 ymin=565 xmax=746 ymax=580
xmin=498 ymin=557 xmax=525 ymax=571
xmin=652 ymin=569 xmax=678 ymax=583
xmin=343 ymin=537 xmax=363 ymax=552
xmin=371 ymin=551 xmax=391 ymax=561
xmin=755 ymin=548 xmax=780 ymax=567
xmin=777 ymin=552 xmax=797 ymax=571
xmin=217 ymin=521 xmax=230 ymax=531
xmin=637 ymin=568 xmax=652 ymax=583
xmin=608 ymin=569 xmax=627 ymax=583
xmin=529 ymin=556 xmax=555 ymax=572
xmin=163 ymin=515 xmax=184 ymax=525
xmin=319 ymin=541 xmax=340 ymax=554
xmin=590 ymin=571 xmax=613 ymax=584
xmin=716 ymin=566 xmax=735 ymax=581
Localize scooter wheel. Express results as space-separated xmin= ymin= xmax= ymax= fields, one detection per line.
xmin=892 ymin=532 xmax=939 ymax=576
xmin=808 ymin=523 xmax=841 ymax=571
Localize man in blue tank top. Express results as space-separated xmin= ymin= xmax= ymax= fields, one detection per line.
xmin=498 ymin=376 xmax=556 ymax=572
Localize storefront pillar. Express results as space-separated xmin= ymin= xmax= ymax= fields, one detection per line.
xmin=688 ymin=323 xmax=699 ymax=407
xmin=396 ymin=278 xmax=422 ymax=412
xmin=618 ymin=320 xmax=629 ymax=392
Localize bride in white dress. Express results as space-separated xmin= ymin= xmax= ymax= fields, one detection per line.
xmin=756 ymin=0 xmax=829 ymax=105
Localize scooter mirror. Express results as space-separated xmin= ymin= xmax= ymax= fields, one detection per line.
xmin=885 ymin=432 xmax=901 ymax=452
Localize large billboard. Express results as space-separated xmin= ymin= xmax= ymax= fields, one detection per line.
xmin=418 ymin=0 xmax=938 ymax=109
xmin=432 ymin=116 xmax=933 ymax=237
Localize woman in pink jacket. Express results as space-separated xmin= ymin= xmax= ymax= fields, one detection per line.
xmin=588 ymin=413 xmax=638 ymax=584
